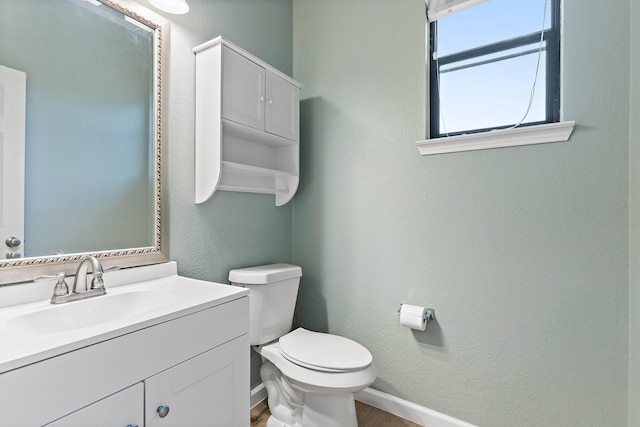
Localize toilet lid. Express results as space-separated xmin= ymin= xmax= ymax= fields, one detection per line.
xmin=279 ymin=328 xmax=373 ymax=372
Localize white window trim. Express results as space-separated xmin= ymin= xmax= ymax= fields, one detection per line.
xmin=426 ymin=0 xmax=489 ymax=22
xmin=415 ymin=120 xmax=575 ymax=156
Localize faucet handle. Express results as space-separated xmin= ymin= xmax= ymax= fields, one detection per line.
xmin=91 ymin=275 xmax=105 ymax=291
xmin=35 ymin=272 xmax=66 ymax=283
xmin=35 ymin=273 xmax=69 ymax=297
xmin=90 ymin=260 xmax=105 ymax=291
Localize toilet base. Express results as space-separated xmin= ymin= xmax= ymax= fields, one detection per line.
xmin=261 ymin=360 xmax=359 ymax=427
xmin=301 ymin=392 xmax=358 ymax=427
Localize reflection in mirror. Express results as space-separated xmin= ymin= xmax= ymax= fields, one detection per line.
xmin=0 ymin=0 xmax=167 ymax=284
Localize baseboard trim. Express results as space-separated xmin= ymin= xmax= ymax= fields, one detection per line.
xmin=250 ymin=383 xmax=268 ymax=409
xmin=355 ymin=387 xmax=477 ymax=427
xmin=252 ymin=383 xmax=475 ymax=427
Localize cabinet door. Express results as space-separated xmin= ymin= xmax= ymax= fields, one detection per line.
xmin=265 ymin=71 xmax=299 ymax=141
xmin=145 ymin=335 xmax=249 ymax=427
xmin=45 ymin=383 xmax=143 ymax=427
xmin=222 ymin=46 xmax=265 ymax=132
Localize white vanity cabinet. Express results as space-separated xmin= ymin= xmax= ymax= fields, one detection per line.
xmin=47 ymin=384 xmax=144 ymax=427
xmin=194 ymin=36 xmax=301 ymax=206
xmin=0 ymin=292 xmax=249 ymax=427
xmin=145 ymin=335 xmax=246 ymax=426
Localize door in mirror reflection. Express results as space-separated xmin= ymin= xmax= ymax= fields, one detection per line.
xmin=0 ymin=0 xmax=155 ymax=257
xmin=0 ymin=64 xmax=25 ymax=260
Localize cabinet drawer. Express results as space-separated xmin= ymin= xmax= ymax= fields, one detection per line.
xmin=0 ymin=296 xmax=248 ymax=426
xmin=45 ymin=383 xmax=143 ymax=427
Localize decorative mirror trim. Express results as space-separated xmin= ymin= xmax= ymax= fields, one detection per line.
xmin=0 ymin=0 xmax=170 ymax=285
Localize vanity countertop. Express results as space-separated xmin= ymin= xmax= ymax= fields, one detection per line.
xmin=0 ymin=261 xmax=248 ymax=374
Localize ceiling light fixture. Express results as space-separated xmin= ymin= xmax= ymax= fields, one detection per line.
xmin=148 ymin=0 xmax=189 ymax=14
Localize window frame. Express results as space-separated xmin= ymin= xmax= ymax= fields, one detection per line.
xmin=428 ymin=0 xmax=561 ymax=139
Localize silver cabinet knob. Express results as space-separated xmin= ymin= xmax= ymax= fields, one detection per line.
xmin=157 ymin=404 xmax=170 ymax=418
xmin=6 ymin=252 xmax=21 ymax=259
xmin=5 ymin=237 xmax=21 ymax=247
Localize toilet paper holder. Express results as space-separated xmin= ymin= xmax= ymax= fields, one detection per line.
xmin=397 ymin=304 xmax=435 ymax=322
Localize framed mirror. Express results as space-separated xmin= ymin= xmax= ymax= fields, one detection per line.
xmin=0 ymin=0 xmax=168 ymax=285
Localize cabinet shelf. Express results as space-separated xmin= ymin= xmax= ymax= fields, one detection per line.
xmin=194 ymin=37 xmax=301 ymax=206
xmin=222 ymin=161 xmax=295 ymax=178
xmin=217 ymin=185 xmax=289 ymax=195
xmin=218 ymin=162 xmax=296 ymax=198
xmin=223 ymin=119 xmax=296 ymax=148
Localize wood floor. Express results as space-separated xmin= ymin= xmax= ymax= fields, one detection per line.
xmin=250 ymin=399 xmax=422 ymax=427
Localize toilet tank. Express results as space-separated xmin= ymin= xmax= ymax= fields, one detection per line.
xmin=228 ymin=264 xmax=302 ymax=345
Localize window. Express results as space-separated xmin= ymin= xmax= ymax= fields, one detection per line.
xmin=429 ymin=0 xmax=561 ymax=139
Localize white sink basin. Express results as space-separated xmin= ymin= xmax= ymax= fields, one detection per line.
xmin=6 ymin=289 xmax=174 ymax=335
xmin=0 ymin=261 xmax=249 ymax=374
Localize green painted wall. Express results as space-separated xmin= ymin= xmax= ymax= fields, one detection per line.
xmin=629 ymin=0 xmax=639 ymax=425
xmin=292 ymin=1 xmax=629 ymax=426
xmin=157 ymin=0 xmax=294 ymax=387
xmin=161 ymin=0 xmax=293 ymax=282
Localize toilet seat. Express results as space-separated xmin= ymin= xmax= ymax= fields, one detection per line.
xmin=279 ymin=328 xmax=373 ymax=373
xmin=257 ymin=339 xmax=377 ymax=392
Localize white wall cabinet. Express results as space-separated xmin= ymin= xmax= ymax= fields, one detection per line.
xmin=264 ymin=70 xmax=299 ymax=142
xmin=194 ymin=37 xmax=301 ymax=206
xmin=221 ymin=47 xmax=265 ymax=133
xmin=1 ymin=297 xmax=249 ymax=427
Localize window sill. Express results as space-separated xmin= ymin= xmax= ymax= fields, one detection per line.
xmin=415 ymin=121 xmax=575 ymax=156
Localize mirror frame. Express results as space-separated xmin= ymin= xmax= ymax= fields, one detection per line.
xmin=0 ymin=0 xmax=169 ymax=285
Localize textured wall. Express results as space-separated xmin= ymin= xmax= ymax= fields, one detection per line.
xmin=292 ymin=1 xmax=629 ymax=426
xmin=157 ymin=0 xmax=294 ymax=387
xmin=160 ymin=0 xmax=293 ymax=283
xmin=629 ymin=0 xmax=639 ymax=425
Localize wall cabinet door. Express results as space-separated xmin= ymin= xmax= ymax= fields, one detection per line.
xmin=46 ymin=383 xmax=143 ymax=427
xmin=144 ymin=335 xmax=249 ymax=427
xmin=221 ymin=46 xmax=298 ymax=142
xmin=265 ymin=71 xmax=299 ymax=141
xmin=222 ymin=47 xmax=265 ymax=132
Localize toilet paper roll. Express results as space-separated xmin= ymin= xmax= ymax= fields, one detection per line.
xmin=399 ymin=304 xmax=427 ymax=331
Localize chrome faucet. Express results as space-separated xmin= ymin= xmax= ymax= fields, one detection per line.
xmin=36 ymin=256 xmax=107 ymax=304
xmin=73 ymin=255 xmax=105 ymax=294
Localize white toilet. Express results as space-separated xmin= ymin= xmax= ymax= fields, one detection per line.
xmin=229 ymin=263 xmax=377 ymax=427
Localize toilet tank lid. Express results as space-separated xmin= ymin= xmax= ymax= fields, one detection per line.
xmin=228 ymin=263 xmax=302 ymax=284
